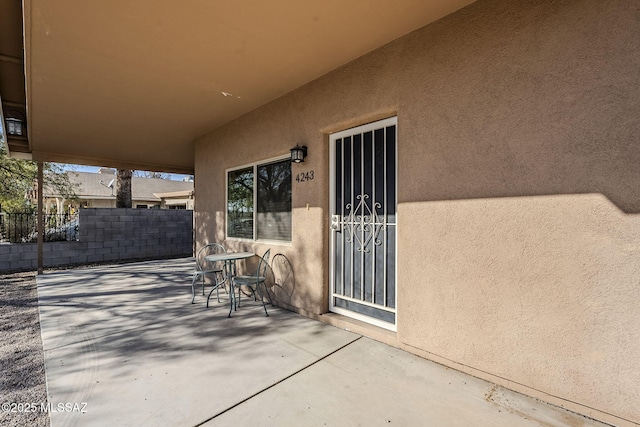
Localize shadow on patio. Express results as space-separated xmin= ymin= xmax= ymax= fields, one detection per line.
xmin=37 ymin=259 xmax=610 ymax=427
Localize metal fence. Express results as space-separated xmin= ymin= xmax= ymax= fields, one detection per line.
xmin=0 ymin=212 xmax=79 ymax=243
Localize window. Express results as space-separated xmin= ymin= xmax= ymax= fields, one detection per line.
xmin=257 ymin=160 xmax=292 ymax=240
xmin=227 ymin=158 xmax=291 ymax=241
xmin=227 ymin=167 xmax=254 ymax=239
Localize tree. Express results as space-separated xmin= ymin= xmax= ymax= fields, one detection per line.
xmin=0 ymin=144 xmax=78 ymax=213
xmin=116 ymin=169 xmax=132 ymax=208
xmin=134 ymin=170 xmax=170 ymax=179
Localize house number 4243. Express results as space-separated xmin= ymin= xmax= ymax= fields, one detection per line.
xmin=295 ymin=170 xmax=314 ymax=183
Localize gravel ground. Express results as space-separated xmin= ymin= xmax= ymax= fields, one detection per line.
xmin=0 ymin=271 xmax=50 ymax=427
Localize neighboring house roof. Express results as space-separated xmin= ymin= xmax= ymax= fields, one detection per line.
xmin=153 ymin=190 xmax=193 ymax=199
xmin=45 ymin=171 xmax=194 ymax=203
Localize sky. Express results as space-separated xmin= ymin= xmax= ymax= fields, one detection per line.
xmin=58 ymin=164 xmax=193 ymax=182
xmin=1 ymin=128 xmax=193 ymax=181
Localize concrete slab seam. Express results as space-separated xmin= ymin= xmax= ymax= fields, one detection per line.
xmin=193 ymin=335 xmax=363 ymax=427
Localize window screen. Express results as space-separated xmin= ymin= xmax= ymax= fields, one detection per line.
xmin=257 ymin=159 xmax=291 ymax=241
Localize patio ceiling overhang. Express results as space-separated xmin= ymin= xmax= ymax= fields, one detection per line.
xmin=1 ymin=0 xmax=475 ymax=174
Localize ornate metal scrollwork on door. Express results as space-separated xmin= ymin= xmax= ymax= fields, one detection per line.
xmin=344 ymin=194 xmax=383 ymax=253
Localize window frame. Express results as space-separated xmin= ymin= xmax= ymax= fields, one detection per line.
xmin=225 ymin=154 xmax=292 ymax=243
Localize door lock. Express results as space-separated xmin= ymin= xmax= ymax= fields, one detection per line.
xmin=331 ymin=215 xmax=341 ymax=232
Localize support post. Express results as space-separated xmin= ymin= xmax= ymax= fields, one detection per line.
xmin=37 ymin=161 xmax=43 ymax=274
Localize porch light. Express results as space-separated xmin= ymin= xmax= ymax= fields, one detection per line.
xmin=290 ymin=145 xmax=307 ymax=163
xmin=5 ymin=117 xmax=24 ymax=136
xmin=4 ymin=108 xmax=26 ymax=137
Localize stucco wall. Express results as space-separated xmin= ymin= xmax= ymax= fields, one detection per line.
xmin=85 ymin=199 xmax=114 ymax=209
xmin=194 ymin=0 xmax=640 ymax=424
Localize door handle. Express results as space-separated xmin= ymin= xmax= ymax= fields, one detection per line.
xmin=331 ymin=215 xmax=341 ymax=232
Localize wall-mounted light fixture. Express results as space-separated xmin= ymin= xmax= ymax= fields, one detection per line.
xmin=6 ymin=118 xmax=24 ymax=136
xmin=4 ymin=109 xmax=26 ymax=136
xmin=290 ymin=145 xmax=307 ymax=163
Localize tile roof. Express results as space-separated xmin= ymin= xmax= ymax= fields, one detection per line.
xmin=46 ymin=171 xmax=193 ymax=202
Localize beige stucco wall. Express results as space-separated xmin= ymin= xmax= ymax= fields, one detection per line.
xmin=195 ymin=0 xmax=640 ymax=424
xmin=84 ymin=199 xmax=115 ymax=209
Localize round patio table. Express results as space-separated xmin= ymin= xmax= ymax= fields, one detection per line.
xmin=204 ymin=252 xmax=254 ymax=317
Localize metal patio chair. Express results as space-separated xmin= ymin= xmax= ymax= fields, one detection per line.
xmin=191 ymin=243 xmax=227 ymax=304
xmin=232 ymin=249 xmax=273 ymax=316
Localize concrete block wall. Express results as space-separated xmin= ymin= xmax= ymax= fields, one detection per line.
xmin=0 ymin=208 xmax=193 ymax=272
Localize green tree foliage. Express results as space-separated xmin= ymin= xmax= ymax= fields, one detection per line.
xmin=0 ymin=144 xmax=78 ymax=213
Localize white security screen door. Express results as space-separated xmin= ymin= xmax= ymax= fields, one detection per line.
xmin=330 ymin=117 xmax=397 ymax=330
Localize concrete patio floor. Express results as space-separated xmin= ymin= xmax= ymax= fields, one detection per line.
xmin=36 ymin=258 xmax=610 ymax=427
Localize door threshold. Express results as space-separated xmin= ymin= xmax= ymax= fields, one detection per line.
xmin=317 ymin=312 xmax=398 ymax=347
